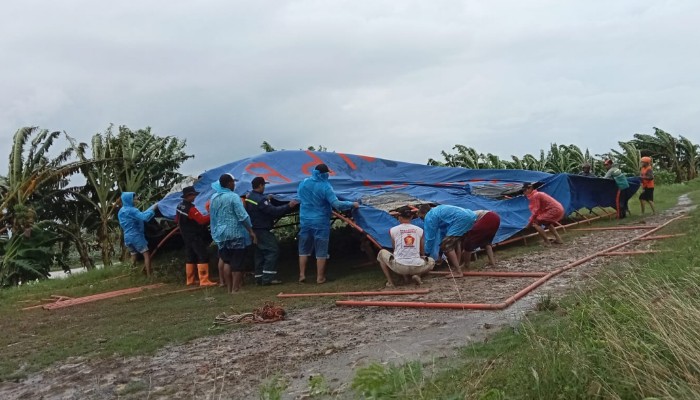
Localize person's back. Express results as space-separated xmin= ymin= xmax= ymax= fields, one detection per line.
xmin=210 ymin=181 xmax=250 ymax=246
xmin=425 ymin=204 xmax=477 ymax=237
xmin=298 ymin=169 xmax=353 ymax=227
xmin=604 ymin=165 xmax=630 ymax=189
xmin=118 ymin=192 xmax=154 ymax=245
xmin=641 ymin=165 xmax=655 ymax=189
xmin=390 ymin=223 xmax=424 ymax=266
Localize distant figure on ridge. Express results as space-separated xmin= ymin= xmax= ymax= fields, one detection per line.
xmin=639 ymin=156 xmax=656 ymax=214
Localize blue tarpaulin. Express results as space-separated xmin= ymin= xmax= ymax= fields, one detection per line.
xmin=159 ymin=150 xmax=639 ymax=249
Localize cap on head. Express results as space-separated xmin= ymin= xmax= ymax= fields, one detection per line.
xmin=219 ymin=173 xmax=237 ymax=187
xmin=251 ymin=176 xmax=270 ymax=189
xmin=181 ymin=186 xmax=199 ymax=197
xmin=315 ymin=163 xmax=330 ymax=174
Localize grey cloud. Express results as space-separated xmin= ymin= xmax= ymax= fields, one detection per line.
xmin=1 ymin=0 xmax=699 ymax=176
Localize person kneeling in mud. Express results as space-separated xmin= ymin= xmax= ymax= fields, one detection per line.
xmin=377 ymin=207 xmax=435 ymax=287
xmin=461 ymin=210 xmax=501 ymax=268
xmin=523 ymin=182 xmax=564 ymax=246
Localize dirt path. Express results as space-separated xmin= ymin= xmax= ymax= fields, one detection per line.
xmin=0 ymin=198 xmax=693 ymax=400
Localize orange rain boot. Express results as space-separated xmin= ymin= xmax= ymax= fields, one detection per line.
xmin=186 ymin=263 xmax=197 ymax=286
xmin=197 ymin=264 xmax=217 ymax=287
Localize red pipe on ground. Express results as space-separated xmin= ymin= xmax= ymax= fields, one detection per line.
xmin=429 ymin=271 xmax=547 ymax=278
xmin=574 ymin=226 xmax=655 ymax=231
xmin=493 ymin=215 xmax=603 ymax=248
xmin=277 ymin=289 xmax=430 ymax=298
xmin=600 ymin=250 xmax=662 ymax=256
xmin=639 ymin=234 xmax=686 ymax=241
xmin=336 ymin=215 xmax=684 ymax=311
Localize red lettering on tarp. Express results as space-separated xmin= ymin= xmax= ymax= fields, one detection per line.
xmin=301 ymin=150 xmax=336 ymax=176
xmin=244 ymin=162 xmax=291 ymax=183
xmin=358 ymin=155 xmax=376 ymax=162
xmin=338 ymin=153 xmax=357 ymax=170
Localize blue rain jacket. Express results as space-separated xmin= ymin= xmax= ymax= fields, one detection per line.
xmin=297 ymin=169 xmax=355 ymax=229
xmin=423 ymin=205 xmax=477 ymax=259
xmin=209 ymin=182 xmax=252 ymax=247
xmin=118 ymin=192 xmax=156 ymax=246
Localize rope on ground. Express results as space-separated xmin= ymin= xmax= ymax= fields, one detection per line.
xmin=213 ymin=302 xmax=286 ymax=325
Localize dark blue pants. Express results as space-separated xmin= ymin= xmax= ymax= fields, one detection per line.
xmin=254 ymin=230 xmax=279 ymax=283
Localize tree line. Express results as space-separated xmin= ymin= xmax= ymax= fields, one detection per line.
xmin=428 ymin=127 xmax=697 ymax=184
xmin=0 ymin=126 xmax=695 ymax=287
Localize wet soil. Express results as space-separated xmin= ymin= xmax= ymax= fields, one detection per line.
xmin=0 ymin=198 xmax=693 ymax=400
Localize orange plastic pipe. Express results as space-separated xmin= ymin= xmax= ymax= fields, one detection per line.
xmin=429 ymin=271 xmax=547 ymax=278
xmin=335 ymin=300 xmax=503 ymax=310
xmin=600 ymin=250 xmax=662 ymax=256
xmin=332 ymin=211 xmax=383 ymax=250
xmin=336 ymin=215 xmax=684 ymax=311
xmin=43 ymin=284 xmax=164 ymax=310
xmin=151 ymin=226 xmax=181 ymax=258
xmin=493 ymin=215 xmax=603 ymax=248
xmin=574 ymin=225 xmax=655 ymax=231
xmin=277 ymin=289 xmax=430 ymax=298
xmin=639 ymin=234 xmax=686 ymax=241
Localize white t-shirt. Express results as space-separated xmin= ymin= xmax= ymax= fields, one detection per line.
xmin=390 ymin=223 xmax=425 ymax=266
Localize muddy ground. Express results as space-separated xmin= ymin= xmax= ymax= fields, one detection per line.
xmin=0 ymin=198 xmax=693 ymax=399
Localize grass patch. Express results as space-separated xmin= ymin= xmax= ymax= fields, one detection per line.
xmin=0 ymin=251 xmax=380 ymax=381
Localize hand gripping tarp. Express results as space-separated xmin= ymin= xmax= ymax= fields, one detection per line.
xmin=158 ymin=150 xmax=639 ymax=249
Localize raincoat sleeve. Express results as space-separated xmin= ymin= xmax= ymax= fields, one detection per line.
xmin=189 ymin=207 xmax=210 ymax=225
xmin=423 ymin=213 xmax=440 ymax=259
xmin=232 ymin=196 xmax=252 ymax=229
xmin=324 ymin=185 xmax=354 ymax=211
xmin=133 ymin=208 xmax=156 ymax=222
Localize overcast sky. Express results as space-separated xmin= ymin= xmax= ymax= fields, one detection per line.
xmin=1 ymin=0 xmax=699 ymax=175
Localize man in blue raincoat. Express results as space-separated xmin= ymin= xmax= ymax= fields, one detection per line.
xmin=417 ymin=204 xmax=477 ymax=278
xmin=210 ymin=173 xmax=257 ymax=294
xmin=118 ymin=192 xmax=158 ymax=276
xmin=297 ymin=164 xmax=358 ymax=284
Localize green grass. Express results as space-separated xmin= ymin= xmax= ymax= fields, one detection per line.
xmin=2 ymin=180 xmax=697 ymax=394
xmin=349 ymin=179 xmax=700 ymax=399
xmin=0 ymin=251 xmax=382 ymax=382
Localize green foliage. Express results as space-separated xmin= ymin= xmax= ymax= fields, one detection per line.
xmin=0 ymin=222 xmax=60 ymax=286
xmin=307 ymin=374 xmax=331 ymax=397
xmin=654 ymin=169 xmax=676 ymax=186
xmin=432 ymin=128 xmax=698 ymax=183
xmin=360 ymin=179 xmax=700 ymax=399
xmin=259 ymin=375 xmax=287 ymax=400
xmin=352 ymin=361 xmax=423 ymax=399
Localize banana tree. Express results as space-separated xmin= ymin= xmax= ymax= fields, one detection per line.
xmin=611 ymin=141 xmax=641 ymax=175
xmin=678 ymin=135 xmax=698 ymax=180
xmin=632 ymin=128 xmax=683 ymax=182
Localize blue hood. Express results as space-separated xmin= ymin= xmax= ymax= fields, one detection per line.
xmin=121 ymin=192 xmax=135 ymax=207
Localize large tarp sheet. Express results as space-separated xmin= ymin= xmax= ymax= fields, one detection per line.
xmin=159 ymin=150 xmax=639 ymax=249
